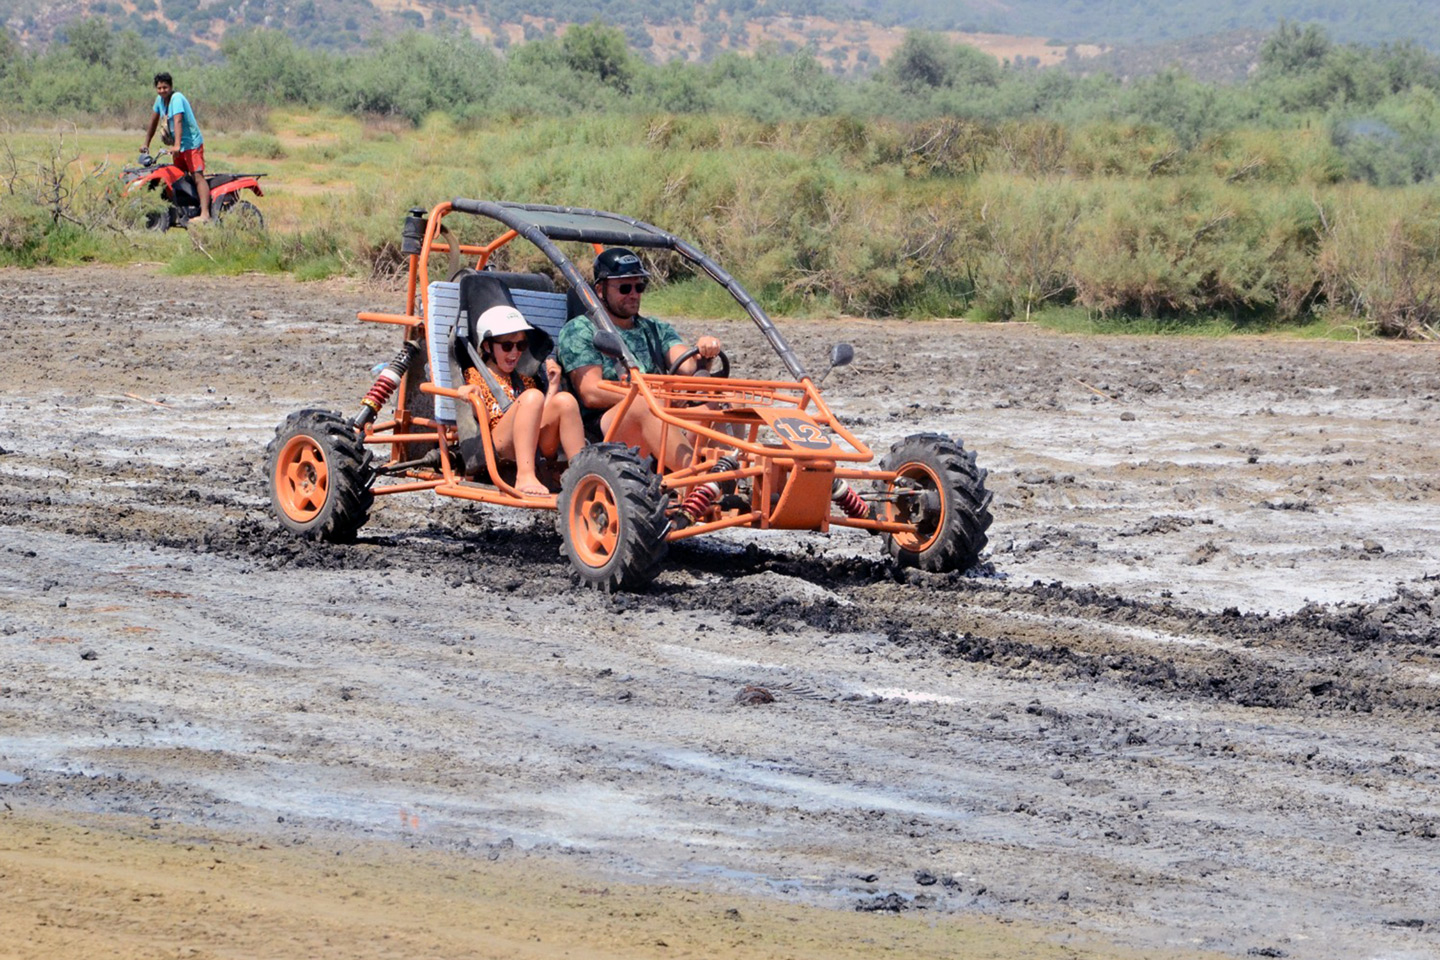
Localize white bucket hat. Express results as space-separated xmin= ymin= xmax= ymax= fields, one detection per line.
xmin=476 ymin=305 xmax=533 ymax=341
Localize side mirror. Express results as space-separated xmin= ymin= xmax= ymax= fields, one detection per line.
xmin=816 ymin=342 xmax=855 ymax=385
xmin=593 ymin=329 xmax=626 ymax=359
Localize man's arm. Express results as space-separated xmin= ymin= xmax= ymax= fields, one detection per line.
xmin=665 ymin=335 xmax=723 ymax=376
xmin=173 ymin=113 xmax=185 ymax=152
xmin=142 ymin=112 xmax=159 ymax=152
xmin=569 ymin=364 xmax=621 ymax=410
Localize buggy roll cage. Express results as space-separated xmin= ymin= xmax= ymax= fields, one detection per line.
xmin=436 ymin=200 xmax=807 ymax=379
xmin=355 ymin=199 xmax=889 ymax=534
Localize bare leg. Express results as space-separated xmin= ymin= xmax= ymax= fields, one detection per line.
xmin=600 ymin=403 xmax=647 ymax=452
xmin=601 ymin=403 xmax=690 ymax=468
xmin=538 ymin=392 xmax=585 ymax=460
xmin=194 ymin=172 xmax=212 ymax=221
xmin=492 ymin=390 xmax=549 ymax=497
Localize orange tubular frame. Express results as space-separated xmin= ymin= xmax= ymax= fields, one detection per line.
xmin=348 ymin=199 xmax=927 ymax=543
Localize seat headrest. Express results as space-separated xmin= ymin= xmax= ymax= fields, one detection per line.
xmin=458 ymin=272 xmax=518 ymax=325
xmin=456 ymin=271 xmax=554 ymax=380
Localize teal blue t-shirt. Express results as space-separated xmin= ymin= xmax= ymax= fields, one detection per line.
xmin=153 ymin=92 xmax=203 ymax=151
xmin=556 ymin=313 xmax=684 ymax=381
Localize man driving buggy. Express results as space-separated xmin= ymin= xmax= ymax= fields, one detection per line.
xmin=556 ymin=248 xmax=724 ymax=465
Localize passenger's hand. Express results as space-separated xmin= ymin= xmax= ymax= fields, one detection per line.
xmin=545 ymin=357 xmax=562 ymax=393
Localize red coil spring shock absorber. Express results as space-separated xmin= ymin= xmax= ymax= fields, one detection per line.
xmin=678 ymin=454 xmax=739 ymax=526
xmin=352 ymin=341 xmax=420 ymax=429
xmin=831 ymin=478 xmax=871 ymax=520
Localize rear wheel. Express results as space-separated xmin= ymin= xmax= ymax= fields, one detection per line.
xmin=558 ymin=444 xmax=669 ymax=591
xmin=881 ymin=433 xmax=993 ymax=572
xmin=221 ymin=199 xmax=264 ymax=231
xmin=267 ymin=410 xmax=374 ymax=542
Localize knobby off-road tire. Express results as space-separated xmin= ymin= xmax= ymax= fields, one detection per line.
xmin=880 ymin=433 xmax=993 ymax=573
xmin=558 ymin=443 xmax=669 ymax=592
xmin=267 ymin=410 xmax=375 ymax=542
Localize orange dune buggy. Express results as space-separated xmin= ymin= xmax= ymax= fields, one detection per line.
xmin=265 ymin=200 xmax=993 ymax=590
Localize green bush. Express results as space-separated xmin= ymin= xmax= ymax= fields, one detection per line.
xmin=971 ymin=177 xmax=1080 ymax=319
xmin=0 ymin=198 xmax=54 ymax=265
xmin=1316 ymin=188 xmax=1440 ymax=337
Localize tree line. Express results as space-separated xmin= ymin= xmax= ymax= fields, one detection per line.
xmin=2 ymin=20 xmax=1437 ymax=336
xmin=4 ymin=20 xmax=1439 ymax=186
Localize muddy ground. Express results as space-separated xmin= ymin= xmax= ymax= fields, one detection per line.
xmin=1 ymin=267 xmax=1438 ymax=959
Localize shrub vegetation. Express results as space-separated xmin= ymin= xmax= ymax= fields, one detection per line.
xmin=1 ymin=19 xmax=1438 ymax=336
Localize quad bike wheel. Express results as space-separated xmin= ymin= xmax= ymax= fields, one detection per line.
xmin=558 ymin=443 xmax=669 ymax=591
xmin=220 ymin=199 xmax=264 ymax=231
xmin=880 ymin=433 xmax=993 ymax=572
xmin=267 ymin=410 xmax=374 ymax=542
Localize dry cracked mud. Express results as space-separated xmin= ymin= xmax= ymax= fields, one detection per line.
xmin=2 ymin=266 xmax=1438 ymax=959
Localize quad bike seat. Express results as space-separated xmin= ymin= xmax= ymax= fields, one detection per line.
xmin=207 ymin=173 xmax=264 ymax=188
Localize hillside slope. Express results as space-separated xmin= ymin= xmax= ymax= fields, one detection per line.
xmin=1 ymin=0 xmax=1435 ymax=63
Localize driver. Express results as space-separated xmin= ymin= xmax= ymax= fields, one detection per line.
xmin=556 ymin=248 xmax=723 ymax=464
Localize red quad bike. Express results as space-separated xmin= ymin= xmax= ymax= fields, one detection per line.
xmin=121 ymin=150 xmax=266 ymax=231
xmin=265 ymin=200 xmax=994 ymax=591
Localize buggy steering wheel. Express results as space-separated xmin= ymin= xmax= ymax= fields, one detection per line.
xmin=667 ymin=347 xmax=730 ymax=378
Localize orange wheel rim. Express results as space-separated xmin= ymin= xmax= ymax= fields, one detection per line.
xmin=274 ymin=435 xmax=328 ymax=523
xmin=569 ymin=475 xmax=619 ymax=568
xmin=887 ymin=461 xmax=945 ymax=553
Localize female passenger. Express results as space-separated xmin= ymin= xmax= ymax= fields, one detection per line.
xmin=464 ymin=305 xmax=584 ymax=498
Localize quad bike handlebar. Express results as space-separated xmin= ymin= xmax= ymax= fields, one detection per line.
xmin=126 ymin=149 xmax=169 ymax=176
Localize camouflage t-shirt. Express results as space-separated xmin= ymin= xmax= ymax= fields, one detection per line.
xmin=555 ymin=312 xmax=684 ymax=382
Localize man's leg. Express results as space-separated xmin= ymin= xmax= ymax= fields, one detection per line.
xmin=186 ymin=146 xmax=211 ymax=221
xmin=193 ymin=172 xmax=211 ymax=221
xmin=599 ymin=403 xmax=647 ymax=452
xmin=600 ymin=403 xmax=695 ymax=469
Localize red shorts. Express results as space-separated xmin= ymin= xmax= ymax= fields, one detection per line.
xmin=173 ymin=145 xmax=205 ymax=174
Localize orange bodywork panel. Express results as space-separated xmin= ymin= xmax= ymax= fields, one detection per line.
xmin=765 ymin=460 xmax=836 ymax=530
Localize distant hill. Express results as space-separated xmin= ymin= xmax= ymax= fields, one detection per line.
xmin=1 ymin=0 xmax=1434 ymax=69
xmin=833 ymin=0 xmax=1436 ymax=50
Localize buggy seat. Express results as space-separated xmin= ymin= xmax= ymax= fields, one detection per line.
xmin=427 ymin=270 xmax=575 ymax=478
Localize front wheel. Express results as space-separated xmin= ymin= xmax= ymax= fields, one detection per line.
xmin=558 ymin=444 xmax=669 ymax=591
xmin=266 ymin=410 xmax=374 ymax=542
xmin=880 ymin=433 xmax=993 ymax=573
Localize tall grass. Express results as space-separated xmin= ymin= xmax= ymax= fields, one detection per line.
xmin=3 ymin=110 xmax=1438 ymax=337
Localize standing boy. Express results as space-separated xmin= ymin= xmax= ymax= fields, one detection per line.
xmin=141 ymin=72 xmax=211 ymax=223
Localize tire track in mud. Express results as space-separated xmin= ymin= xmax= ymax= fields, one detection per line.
xmin=7 ymin=438 xmax=1432 ymax=722
xmin=662 ymin=548 xmax=1440 ymax=717
xmin=1 ymin=361 xmax=1436 ymax=724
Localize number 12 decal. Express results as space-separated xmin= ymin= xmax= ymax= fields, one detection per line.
xmin=772 ymin=416 xmax=833 ymax=450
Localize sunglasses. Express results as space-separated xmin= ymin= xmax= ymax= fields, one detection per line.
xmin=492 ymin=339 xmax=527 ymax=353
xmin=614 ymin=280 xmax=647 ymax=295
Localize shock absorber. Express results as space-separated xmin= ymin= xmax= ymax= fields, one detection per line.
xmin=831 ymin=477 xmax=872 ymax=520
xmin=677 ymin=454 xmax=739 ymax=526
xmin=352 ymin=340 xmax=421 ymax=429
